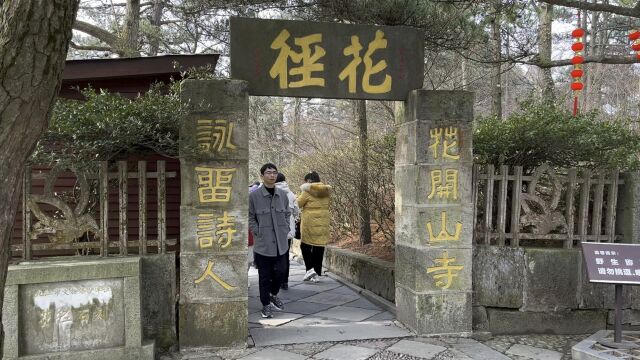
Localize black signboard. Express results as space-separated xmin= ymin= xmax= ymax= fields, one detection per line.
xmin=582 ymin=242 xmax=640 ymax=285
xmin=582 ymin=242 xmax=640 ymax=346
xmin=230 ymin=17 xmax=424 ymax=100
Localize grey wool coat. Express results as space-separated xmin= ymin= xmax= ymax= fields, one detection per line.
xmin=249 ymin=185 xmax=291 ymax=257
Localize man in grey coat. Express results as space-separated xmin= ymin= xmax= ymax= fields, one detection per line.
xmin=249 ymin=163 xmax=291 ymax=318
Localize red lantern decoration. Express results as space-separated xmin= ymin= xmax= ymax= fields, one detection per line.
xmin=630 ymin=29 xmax=640 ymax=62
xmin=571 ymin=56 xmax=585 ymax=65
xmin=571 ymin=69 xmax=584 ymax=78
xmin=570 ymin=27 xmax=585 ymax=116
xmin=571 ymin=82 xmax=584 ymax=91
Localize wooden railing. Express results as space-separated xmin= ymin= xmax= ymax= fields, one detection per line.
xmin=473 ymin=164 xmax=623 ymax=248
xmin=15 ymin=160 xmax=177 ymax=258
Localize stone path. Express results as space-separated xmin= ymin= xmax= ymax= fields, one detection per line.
xmin=161 ymin=259 xmax=590 ymax=360
xmin=247 ymin=260 xmax=411 ymax=347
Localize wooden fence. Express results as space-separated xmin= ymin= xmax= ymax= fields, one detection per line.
xmin=473 ymin=164 xmax=623 ymax=248
xmin=15 ymin=160 xmax=177 ymax=259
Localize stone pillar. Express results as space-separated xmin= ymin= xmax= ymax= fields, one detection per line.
xmin=179 ymin=79 xmax=249 ymax=348
xmin=394 ymin=90 xmax=474 ymax=335
xmin=617 ymin=172 xmax=640 ymax=244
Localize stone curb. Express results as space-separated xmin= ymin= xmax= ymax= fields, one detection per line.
xmin=325 ymin=269 xmax=397 ymax=315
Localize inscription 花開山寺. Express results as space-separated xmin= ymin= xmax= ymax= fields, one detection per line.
xmin=426 ymin=211 xmax=462 ymax=243
xmin=428 ymin=169 xmax=458 ymax=200
xmin=426 ymin=251 xmax=464 ymax=289
xmin=429 ymin=127 xmax=460 ymax=160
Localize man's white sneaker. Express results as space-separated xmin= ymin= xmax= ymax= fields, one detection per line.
xmin=303 ymin=269 xmax=317 ymax=281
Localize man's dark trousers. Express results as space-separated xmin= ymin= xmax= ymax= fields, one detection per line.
xmin=254 ymin=251 xmax=288 ymax=306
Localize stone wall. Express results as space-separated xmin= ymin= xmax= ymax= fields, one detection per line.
xmin=323 ymin=245 xmax=395 ymax=302
xmin=473 ymin=246 xmax=640 ymax=334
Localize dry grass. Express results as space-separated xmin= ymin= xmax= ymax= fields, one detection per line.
xmin=331 ymin=225 xmax=395 ymax=262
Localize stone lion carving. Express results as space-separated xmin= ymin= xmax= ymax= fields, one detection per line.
xmin=520 ymin=164 xmax=568 ymax=234
xmin=28 ymin=166 xmax=100 ymax=244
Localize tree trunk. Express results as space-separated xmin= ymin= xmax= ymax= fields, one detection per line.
xmin=0 ymin=0 xmax=78 ymax=355
xmin=121 ymin=0 xmax=141 ymax=57
xmin=490 ymin=3 xmax=503 ymax=119
xmin=148 ymin=0 xmax=165 ymax=56
xmin=293 ymin=98 xmax=301 ymax=151
xmin=461 ymin=56 xmax=468 ymax=90
xmin=538 ymin=3 xmax=555 ymax=100
xmin=356 ymin=100 xmax=371 ymax=245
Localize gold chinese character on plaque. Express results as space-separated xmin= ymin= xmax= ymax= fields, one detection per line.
xmin=195 ymin=167 xmax=236 ymax=203
xmin=426 ymin=251 xmax=464 ymax=289
xmin=269 ymin=29 xmax=326 ymax=89
xmin=429 ymin=127 xmax=460 ymax=160
xmin=428 ymin=169 xmax=458 ymax=200
xmin=194 ymin=260 xmax=236 ymax=291
xmin=197 ymin=119 xmax=237 ymax=153
xmin=426 ymin=211 xmax=462 ymax=243
xmin=338 ymin=30 xmax=392 ymax=94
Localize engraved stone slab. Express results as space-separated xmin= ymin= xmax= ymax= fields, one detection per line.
xmin=20 ymin=279 xmax=124 ymax=355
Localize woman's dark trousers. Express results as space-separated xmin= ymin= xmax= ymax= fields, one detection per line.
xmin=300 ymin=242 xmax=325 ymax=275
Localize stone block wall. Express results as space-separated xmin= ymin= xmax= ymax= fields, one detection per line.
xmin=472 ymin=246 xmax=640 ymax=334
xmin=141 ymin=254 xmax=177 ymax=351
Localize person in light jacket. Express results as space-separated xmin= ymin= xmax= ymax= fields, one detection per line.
xmin=297 ymin=171 xmax=331 ymax=282
xmin=248 ymin=163 xmax=291 ymax=318
xmin=275 ymin=172 xmax=300 ymax=290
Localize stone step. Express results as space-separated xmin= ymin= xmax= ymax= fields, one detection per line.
xmin=249 ymin=320 xmax=412 ymax=347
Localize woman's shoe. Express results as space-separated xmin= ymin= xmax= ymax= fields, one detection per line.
xmin=303 ymin=269 xmax=317 ymax=281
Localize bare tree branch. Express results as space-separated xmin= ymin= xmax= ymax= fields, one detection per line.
xmin=70 ymin=41 xmax=111 ymax=52
xmin=73 ymin=20 xmax=118 ymax=48
xmin=538 ymin=0 xmax=640 ymax=18
xmin=520 ymin=54 xmax=640 ymax=68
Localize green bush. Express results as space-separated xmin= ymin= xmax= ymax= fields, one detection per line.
xmin=474 ymin=101 xmax=640 ymax=173
xmin=32 ymin=83 xmax=183 ymax=167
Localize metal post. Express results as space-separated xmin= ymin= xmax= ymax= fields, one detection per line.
xmin=615 ymin=284 xmax=623 ymax=343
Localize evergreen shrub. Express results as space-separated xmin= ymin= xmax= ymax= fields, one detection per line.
xmin=474 ymin=101 xmax=640 ymax=173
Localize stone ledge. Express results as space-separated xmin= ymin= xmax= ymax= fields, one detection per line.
xmin=322 ymin=245 xmax=395 ymax=302
xmin=7 ymin=256 xmax=140 ymax=285
xmin=482 ymin=307 xmax=606 ymax=335
xmin=6 ymin=340 xmax=155 ymax=360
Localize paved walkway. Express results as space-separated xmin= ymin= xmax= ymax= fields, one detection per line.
xmin=162 ymin=259 xmax=589 ymax=360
